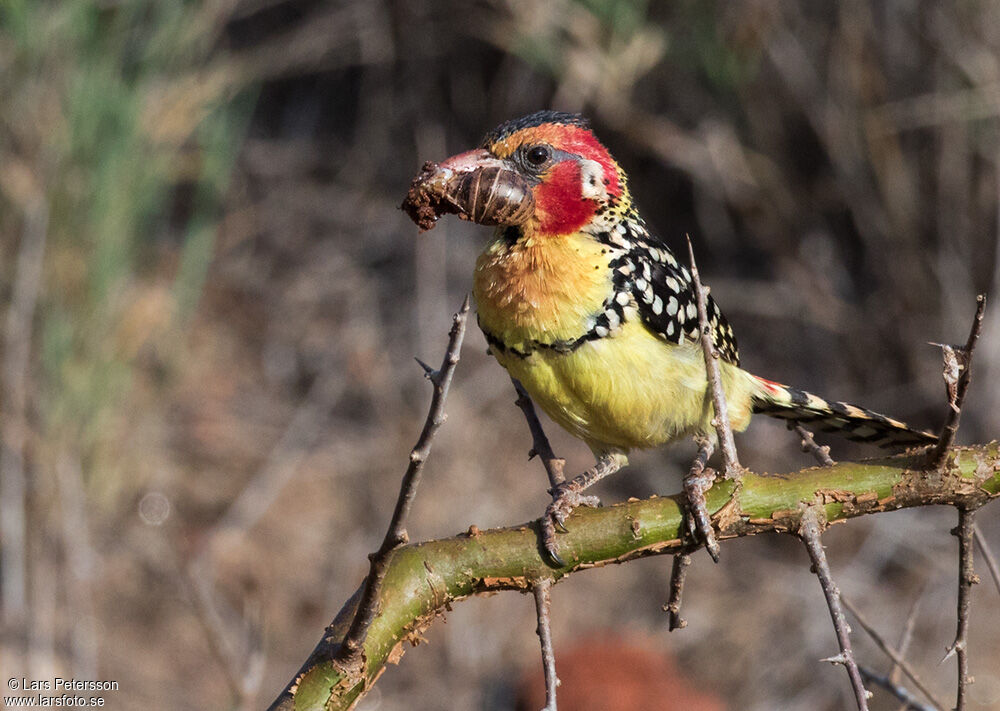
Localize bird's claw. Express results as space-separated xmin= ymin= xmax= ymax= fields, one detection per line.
xmin=541 ymin=482 xmax=601 ymax=565
xmin=683 ymin=468 xmax=721 ymax=563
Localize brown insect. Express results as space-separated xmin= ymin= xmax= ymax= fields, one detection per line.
xmin=401 ymin=150 xmax=535 ymax=232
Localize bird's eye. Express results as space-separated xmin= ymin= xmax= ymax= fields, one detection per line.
xmin=525 ymin=145 xmax=550 ymax=166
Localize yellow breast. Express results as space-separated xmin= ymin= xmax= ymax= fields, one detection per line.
xmin=493 ymin=319 xmax=757 ymax=453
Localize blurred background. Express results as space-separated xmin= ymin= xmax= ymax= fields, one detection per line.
xmin=1 ymin=1 xmax=999 ymax=709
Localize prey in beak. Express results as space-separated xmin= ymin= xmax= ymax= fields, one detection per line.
xmin=401 ymin=149 xmax=535 ymax=231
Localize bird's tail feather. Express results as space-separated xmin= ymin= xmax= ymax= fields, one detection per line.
xmin=750 ymin=375 xmax=936 ymax=448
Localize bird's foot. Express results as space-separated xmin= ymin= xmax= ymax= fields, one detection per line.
xmin=541 ymin=481 xmax=601 ymax=566
xmin=683 ymin=464 xmax=720 ymax=563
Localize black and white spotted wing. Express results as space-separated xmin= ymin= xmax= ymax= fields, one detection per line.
xmin=632 ymin=256 xmax=739 ymax=365
xmin=605 ymin=221 xmax=740 ymax=365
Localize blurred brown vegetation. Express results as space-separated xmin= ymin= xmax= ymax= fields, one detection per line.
xmin=1 ymin=1 xmax=999 ymax=709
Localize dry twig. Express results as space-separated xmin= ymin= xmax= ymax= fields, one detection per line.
xmin=532 ymin=578 xmax=559 ymax=711
xmin=841 ymin=596 xmax=947 ymax=711
xmin=664 ymin=553 xmax=692 ymax=631
xmin=512 ymin=378 xmax=566 ymax=488
xmin=792 ymin=422 xmax=836 ymax=466
xmin=798 ymin=507 xmax=870 ymax=711
xmin=929 ymin=295 xmax=985 ymax=467
xmin=334 ymin=296 xmax=469 ymax=670
xmin=944 ymin=506 xmax=979 ymax=711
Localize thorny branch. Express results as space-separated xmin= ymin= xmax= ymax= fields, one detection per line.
xmin=512 ymin=382 xmax=566 ymax=705
xmin=668 ymin=238 xmax=744 ymax=627
xmin=925 ymin=296 xmax=986 ymax=710
xmin=532 ymin=579 xmax=559 ymax=711
xmin=686 ymin=236 xmax=740 ymax=478
xmin=512 ymin=378 xmax=566 ymax=488
xmin=664 ymin=239 xmax=745 ymax=630
xmin=840 ymin=596 xmax=947 ymax=711
xmin=798 ymin=507 xmax=870 ymax=711
xmin=929 ymin=295 xmax=985 ymax=467
xmin=269 ymin=445 xmax=1000 ymax=711
xmin=945 ymin=506 xmax=979 ymax=711
xmin=333 ymin=296 xmax=469 ymax=670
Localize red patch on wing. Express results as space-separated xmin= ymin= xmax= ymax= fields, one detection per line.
xmin=534 ymin=161 xmax=596 ymax=235
xmin=753 ymin=375 xmax=786 ymax=393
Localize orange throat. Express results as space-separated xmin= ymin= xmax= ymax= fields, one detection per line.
xmin=473 ymin=230 xmax=614 ymax=349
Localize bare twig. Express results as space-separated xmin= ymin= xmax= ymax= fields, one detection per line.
xmin=512 ymin=378 xmax=566 ymax=488
xmin=792 ymin=422 xmax=836 ymax=466
xmin=858 ymin=666 xmax=936 ymax=711
xmin=532 ymin=578 xmax=559 ymax=711
xmin=944 ymin=506 xmax=979 ymax=710
xmin=686 ymin=236 xmax=740 ymax=477
xmin=973 ymin=524 xmax=1000 ymax=596
xmin=841 ymin=596 xmax=947 ymax=711
xmin=929 ymin=295 xmax=985 ymax=467
xmin=664 ymin=553 xmax=692 ymax=631
xmin=334 ymin=296 xmax=469 ymax=670
xmin=798 ymin=507 xmax=870 ymax=711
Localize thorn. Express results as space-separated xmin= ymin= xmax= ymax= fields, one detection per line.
xmin=821 ymin=653 xmax=848 ymax=666
xmin=414 ymin=357 xmax=436 ymax=378
xmin=940 ymin=645 xmax=958 ymax=664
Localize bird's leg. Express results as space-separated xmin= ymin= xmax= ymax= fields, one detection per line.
xmin=542 ymin=452 xmax=627 ymax=566
xmin=683 ymin=437 xmax=720 ymax=562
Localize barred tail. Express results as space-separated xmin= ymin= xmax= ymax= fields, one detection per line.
xmin=750 ymin=376 xmax=936 ymax=448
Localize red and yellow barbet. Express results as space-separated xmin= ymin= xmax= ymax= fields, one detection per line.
xmin=403 ymin=110 xmax=934 ymax=563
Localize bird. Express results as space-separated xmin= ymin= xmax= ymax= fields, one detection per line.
xmin=402 ymin=110 xmax=935 ymax=564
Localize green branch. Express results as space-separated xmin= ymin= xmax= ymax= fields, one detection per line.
xmin=267 ymin=444 xmax=1000 ymax=711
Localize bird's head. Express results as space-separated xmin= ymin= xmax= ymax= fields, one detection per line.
xmin=403 ymin=111 xmax=628 ymax=236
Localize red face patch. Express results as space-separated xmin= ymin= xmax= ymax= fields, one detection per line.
xmin=533 ymin=161 xmax=597 ymax=235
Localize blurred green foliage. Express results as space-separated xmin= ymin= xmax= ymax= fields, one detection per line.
xmin=0 ymin=0 xmax=250 ymax=495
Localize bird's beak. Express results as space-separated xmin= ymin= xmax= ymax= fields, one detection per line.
xmin=402 ymin=149 xmax=535 ymax=231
